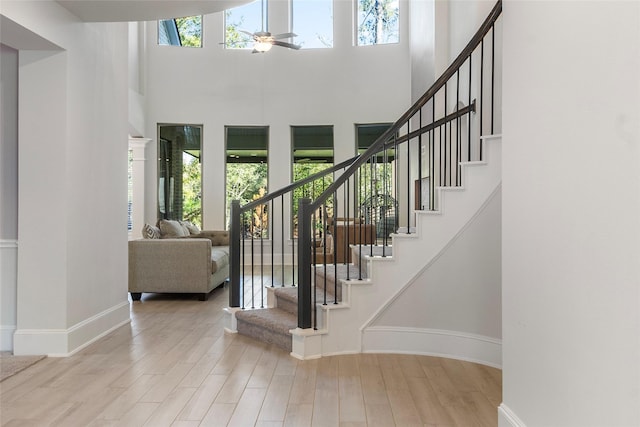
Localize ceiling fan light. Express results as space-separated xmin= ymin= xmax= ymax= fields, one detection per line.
xmin=254 ymin=41 xmax=272 ymax=52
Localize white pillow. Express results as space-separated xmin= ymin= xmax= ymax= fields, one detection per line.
xmin=180 ymin=220 xmax=201 ymax=235
xmin=159 ymin=219 xmax=189 ymax=237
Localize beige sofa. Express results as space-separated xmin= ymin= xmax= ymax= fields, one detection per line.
xmin=128 ymin=220 xmax=230 ymax=301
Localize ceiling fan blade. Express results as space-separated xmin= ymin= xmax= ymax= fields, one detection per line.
xmin=271 ymin=32 xmax=297 ymax=40
xmin=272 ymin=40 xmax=301 ymax=50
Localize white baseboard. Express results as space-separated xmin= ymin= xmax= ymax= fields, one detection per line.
xmin=1 ymin=240 xmax=18 ymax=352
xmin=1 ymin=325 xmax=16 ymax=352
xmin=13 ymin=301 xmax=130 ymax=356
xmin=362 ymin=326 xmax=502 ymax=368
xmin=498 ymin=403 xmax=527 ymax=427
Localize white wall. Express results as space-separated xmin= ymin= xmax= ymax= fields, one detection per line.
xmin=408 ymin=0 xmax=435 ymax=103
xmin=501 ymin=1 xmax=640 ymax=426
xmin=0 ymin=43 xmax=19 ymax=351
xmin=370 ymin=187 xmax=501 ymax=341
xmin=128 ymin=21 xmax=146 ymax=137
xmin=143 ymin=0 xmax=412 ymax=241
xmin=1 ymin=2 xmax=131 ymax=355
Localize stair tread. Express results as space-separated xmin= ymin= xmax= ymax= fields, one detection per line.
xmin=274 ymin=286 xmax=339 ymax=306
xmin=352 ymin=245 xmax=393 ymax=258
xmin=314 ymin=263 xmax=368 ymax=281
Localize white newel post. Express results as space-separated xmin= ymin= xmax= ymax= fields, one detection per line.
xmin=129 ymin=137 xmax=150 ymax=239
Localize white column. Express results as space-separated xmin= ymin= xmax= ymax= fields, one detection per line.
xmin=129 ymin=137 xmax=151 ymax=239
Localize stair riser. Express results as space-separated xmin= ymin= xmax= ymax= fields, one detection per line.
xmin=314 ymin=273 xmax=342 ymax=301
xmin=275 ymin=294 xmax=297 ymax=315
xmin=236 ymin=319 xmax=292 ymax=352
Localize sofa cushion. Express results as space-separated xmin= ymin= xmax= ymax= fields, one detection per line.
xmin=194 ymin=230 xmax=230 ymax=246
xmin=159 ymin=219 xmax=190 ymax=237
xmin=211 ymin=246 xmax=229 ymax=274
xmin=142 ymin=223 xmax=161 ymax=239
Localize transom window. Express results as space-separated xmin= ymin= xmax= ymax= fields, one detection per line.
xmin=158 ymin=16 xmax=202 ymax=47
xmin=225 ymin=0 xmax=263 ymax=49
xmin=356 ymin=0 xmax=399 ymax=46
xmin=292 ymin=0 xmax=333 ymax=49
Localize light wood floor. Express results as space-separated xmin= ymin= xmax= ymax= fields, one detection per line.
xmin=0 ymin=286 xmax=502 ymax=426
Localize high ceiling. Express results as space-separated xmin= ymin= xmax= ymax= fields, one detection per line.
xmin=56 ymin=0 xmax=253 ymax=22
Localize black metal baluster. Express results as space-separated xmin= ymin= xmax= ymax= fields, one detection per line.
xmin=393 ymin=134 xmax=398 ymax=237
xmin=480 ymin=37 xmax=484 ymax=140
xmin=468 ymin=53 xmax=472 ymax=162
xmin=406 ymin=122 xmax=411 ymax=234
xmin=281 ymin=196 xmax=285 ymax=287
xmin=260 ymin=203 xmax=264 ymax=307
xmin=418 ymin=108 xmax=423 ymax=209
xmin=438 ymin=124 xmax=441 ymax=188
xmin=432 ymin=98 xmax=436 ymax=210
xmin=491 ymin=23 xmax=496 ymax=137
xmin=444 ymin=84 xmax=448 ymax=186
xmin=242 ymin=211 xmax=246 ymax=309
xmin=250 ymin=215 xmax=255 ymax=309
xmin=456 ymin=69 xmax=461 ymax=186
xmin=270 ymin=199 xmax=274 ymax=287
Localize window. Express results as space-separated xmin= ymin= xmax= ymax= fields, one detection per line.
xmin=291 ymin=125 xmax=334 ymax=237
xmin=356 ymin=124 xmax=395 ymax=199
xmin=158 ymin=124 xmax=202 ymax=228
xmin=225 ymin=0 xmax=263 ymax=49
xmin=158 ymin=16 xmax=203 ymax=47
xmin=356 ymin=0 xmax=399 ymax=46
xmin=356 ymin=123 xmax=396 ymax=237
xmin=226 ymin=127 xmax=269 ymax=236
xmin=292 ymin=0 xmax=333 ymax=49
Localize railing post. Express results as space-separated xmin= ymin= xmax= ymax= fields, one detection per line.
xmin=229 ymin=200 xmax=241 ymax=308
xmin=297 ymin=198 xmax=312 ymax=329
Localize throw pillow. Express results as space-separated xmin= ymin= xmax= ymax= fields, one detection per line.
xmin=180 ymin=220 xmax=201 ymax=235
xmin=142 ymin=223 xmax=161 ymax=239
xmin=158 ymin=219 xmax=189 ymax=238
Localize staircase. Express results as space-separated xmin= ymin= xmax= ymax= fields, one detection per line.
xmin=226 ymin=1 xmax=503 ymax=365
xmin=235 ymin=262 xmax=368 ymax=352
xmin=232 ymin=135 xmax=501 ymax=364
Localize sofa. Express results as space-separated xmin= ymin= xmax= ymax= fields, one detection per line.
xmin=329 ymin=218 xmax=376 ymax=264
xmin=128 ymin=220 xmax=230 ymax=301
xmin=311 ymin=217 xmax=377 ymax=265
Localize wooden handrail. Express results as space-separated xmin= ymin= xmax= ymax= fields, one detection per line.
xmin=307 ymin=0 xmax=502 ymax=213
xmin=239 ymin=156 xmax=358 ymax=213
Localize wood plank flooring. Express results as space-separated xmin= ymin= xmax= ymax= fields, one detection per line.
xmin=0 ymin=286 xmax=501 ymax=426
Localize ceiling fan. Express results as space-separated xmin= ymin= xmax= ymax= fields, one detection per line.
xmin=239 ymin=30 xmax=301 ymax=53
xmin=231 ymin=0 xmax=301 ymax=53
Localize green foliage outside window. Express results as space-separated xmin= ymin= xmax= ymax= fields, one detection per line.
xmin=159 ymin=16 xmax=202 ymax=47
xmin=225 ymin=11 xmax=251 ymax=48
xmin=226 ymin=163 xmax=268 ymax=234
xmin=182 ymin=154 xmax=202 ymax=228
xmin=175 ymin=16 xmax=202 ymax=47
xmin=292 ymin=163 xmax=334 ymax=237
